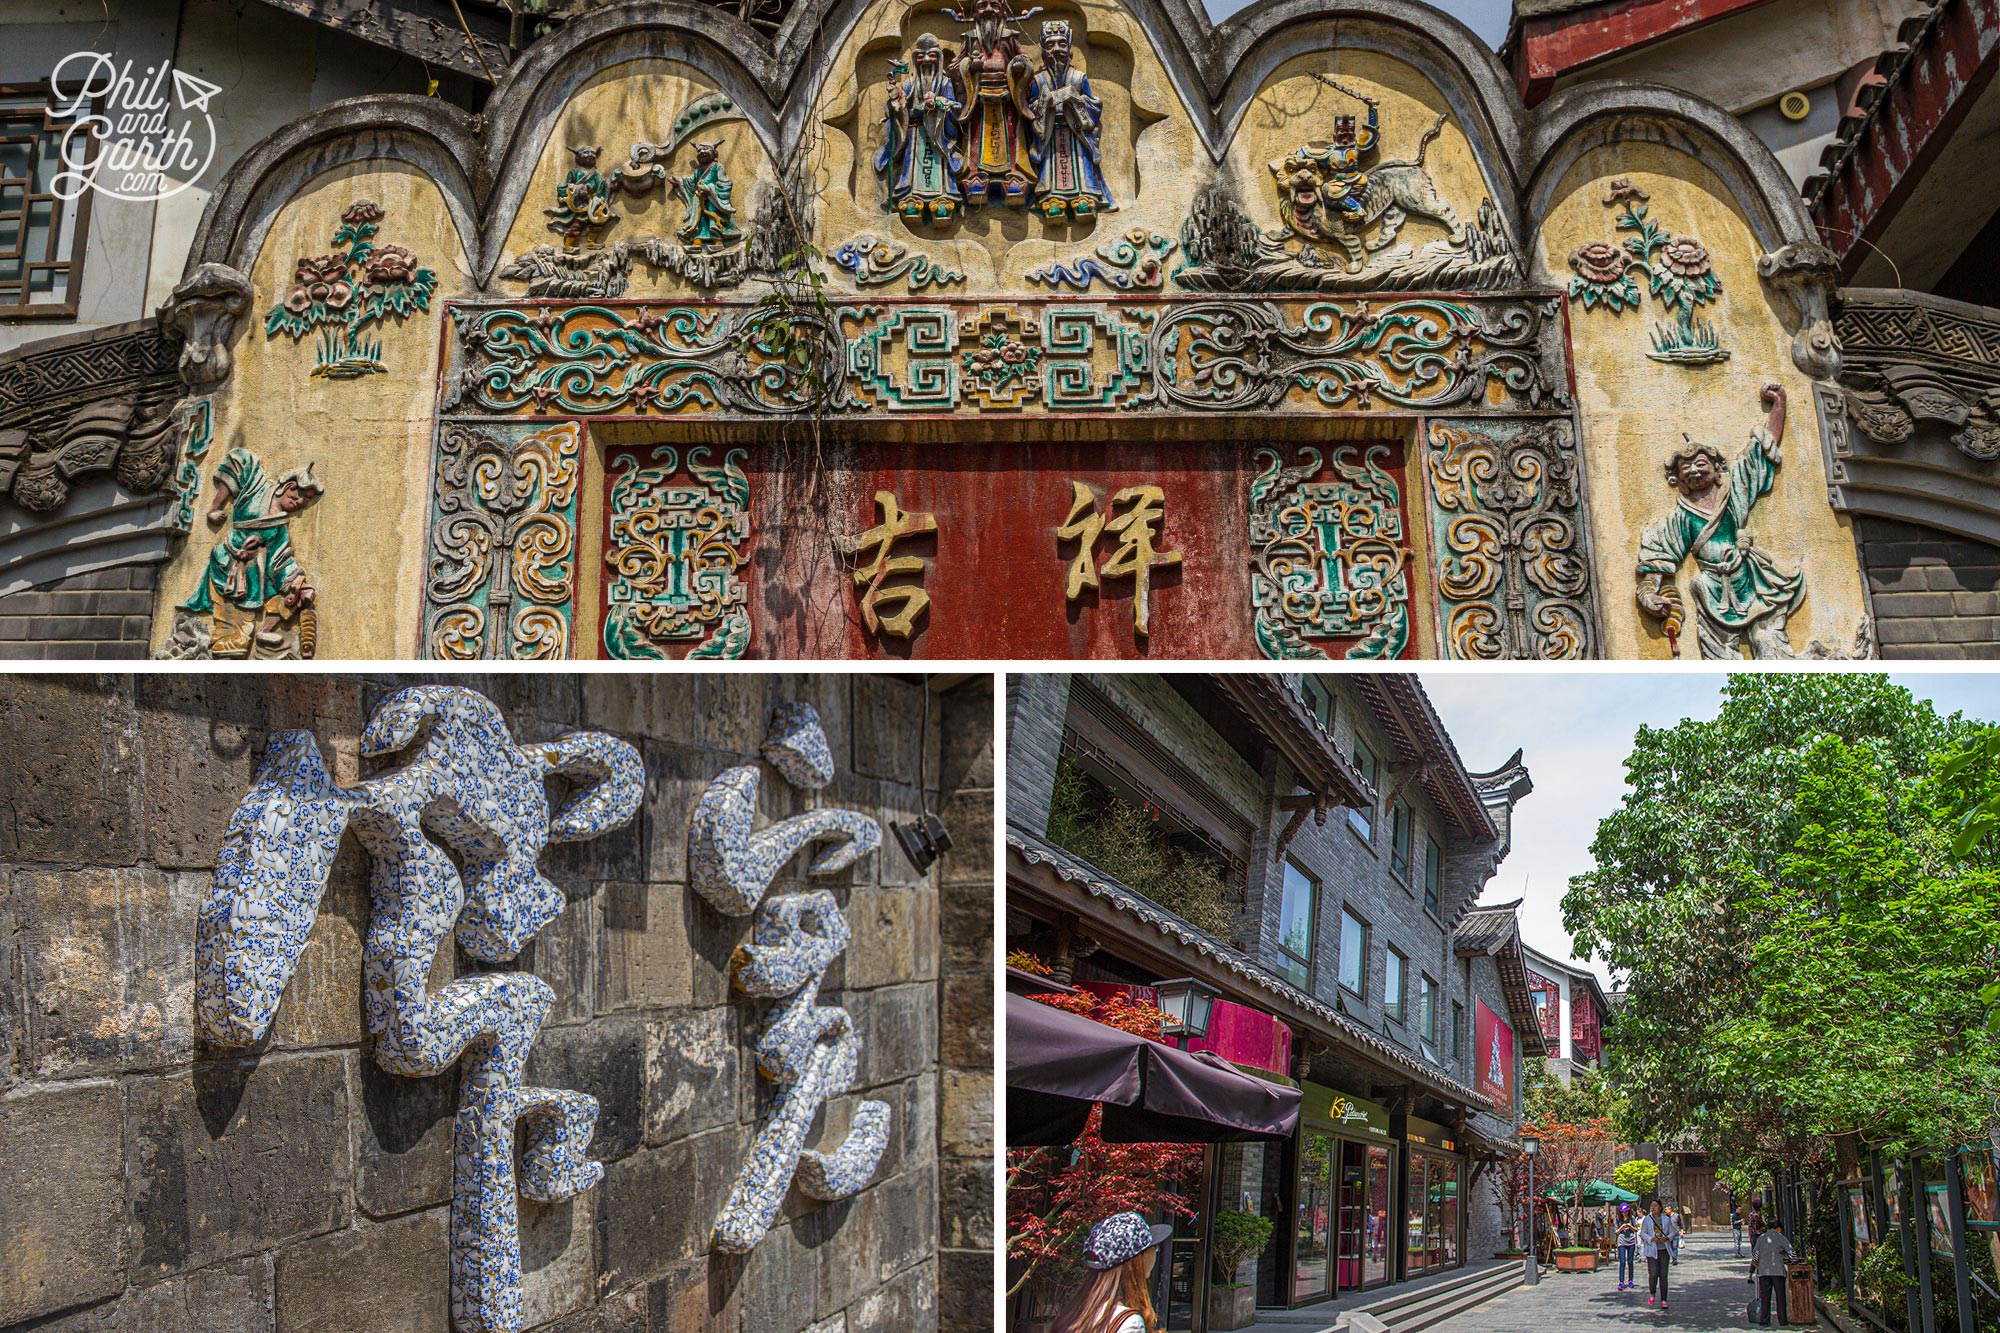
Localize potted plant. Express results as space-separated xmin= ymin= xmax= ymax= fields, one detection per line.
xmin=1554 ymin=1247 xmax=1602 ymax=1272
xmin=1206 ymin=1210 xmax=1274 ymax=1332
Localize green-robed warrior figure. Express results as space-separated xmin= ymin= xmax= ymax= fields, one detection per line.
xmin=1635 ymin=384 xmax=1807 ymax=659
xmin=165 ymin=447 xmax=326 ymax=659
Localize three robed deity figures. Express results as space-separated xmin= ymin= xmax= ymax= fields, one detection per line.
xmin=877 ymin=4 xmax=1114 ymax=221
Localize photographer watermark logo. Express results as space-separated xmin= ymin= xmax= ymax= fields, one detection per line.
xmin=46 ymin=53 xmax=221 ymax=203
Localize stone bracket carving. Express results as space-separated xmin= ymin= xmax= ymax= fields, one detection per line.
xmin=1423 ymin=417 xmax=1598 ymax=659
xmin=1757 ymin=242 xmax=1843 ymax=381
xmin=194 ymin=686 xmax=644 ymax=1333
xmin=158 ymin=262 xmax=254 ymax=391
xmin=688 ymin=702 xmax=889 ymax=1253
xmin=423 ymin=420 xmax=583 ymax=660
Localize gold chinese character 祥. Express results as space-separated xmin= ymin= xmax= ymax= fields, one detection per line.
xmin=846 ymin=489 xmax=938 ymax=639
xmin=1057 ymin=481 xmax=1182 ymax=635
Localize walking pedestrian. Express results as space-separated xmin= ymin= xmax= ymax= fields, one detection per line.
xmin=1748 ymin=1218 xmax=1795 ymax=1326
xmin=1616 ymin=1206 xmax=1640 ymax=1291
xmin=1671 ymin=1205 xmax=1686 ymax=1264
xmin=1731 ymin=1202 xmax=1744 ymax=1257
xmin=1640 ymin=1199 xmax=1679 ymax=1310
xmin=1052 ymin=1212 xmax=1171 ymax=1333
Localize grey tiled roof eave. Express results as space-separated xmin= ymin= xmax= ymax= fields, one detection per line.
xmin=1009 ymin=828 xmax=1500 ymax=1114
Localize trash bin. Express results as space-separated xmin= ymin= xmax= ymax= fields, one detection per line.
xmin=1785 ymin=1261 xmax=1815 ymax=1325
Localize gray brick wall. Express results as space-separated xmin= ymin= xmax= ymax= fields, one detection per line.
xmin=939 ymin=678 xmax=995 ymax=1332
xmin=0 ymin=673 xmax=987 ymax=1333
xmin=1857 ymin=516 xmax=2000 ymax=658
xmin=0 ymin=563 xmax=158 ymax=660
xmin=1004 ymin=674 xmax=1071 ymax=837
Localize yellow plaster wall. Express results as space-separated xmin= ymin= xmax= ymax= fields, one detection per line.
xmin=150 ymin=161 xmax=474 ymax=660
xmin=808 ymin=0 xmax=1192 ymax=290
xmin=1225 ymin=51 xmax=1501 ymax=249
xmin=1533 ymin=143 xmax=1868 ymax=660
xmin=499 ymin=59 xmax=775 ymax=300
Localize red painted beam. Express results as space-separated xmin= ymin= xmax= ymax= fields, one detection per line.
xmin=1511 ymin=0 xmax=1783 ymax=105
xmin=1813 ymin=0 xmax=2000 ymax=273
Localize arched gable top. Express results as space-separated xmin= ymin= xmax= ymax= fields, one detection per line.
xmin=1522 ymin=82 xmax=1818 ymax=254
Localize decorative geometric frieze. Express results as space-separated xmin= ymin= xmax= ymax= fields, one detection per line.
xmin=688 ymin=702 xmax=889 ymax=1253
xmin=601 ymin=444 xmax=750 ymax=659
xmin=194 ymin=686 xmax=644 ymax=1333
xmin=1423 ymin=418 xmax=1596 ymax=659
xmin=1248 ymin=445 xmax=1409 ymax=659
xmin=440 ymin=295 xmax=1571 ymax=421
xmin=423 ymin=420 xmax=583 ymax=660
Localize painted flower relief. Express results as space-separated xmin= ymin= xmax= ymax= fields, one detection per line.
xmin=266 ymin=199 xmax=439 ymax=379
xmin=1565 ymin=178 xmax=1728 ymax=364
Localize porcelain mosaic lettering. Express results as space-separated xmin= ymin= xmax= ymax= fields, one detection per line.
xmin=690 ymin=700 xmax=892 ymax=1253
xmin=193 ymin=685 xmax=644 ymax=1333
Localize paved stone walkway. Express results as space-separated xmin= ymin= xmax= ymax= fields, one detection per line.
xmin=1429 ymin=1233 xmax=1795 ymax=1332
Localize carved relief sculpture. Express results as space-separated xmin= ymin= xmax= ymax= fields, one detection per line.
xmin=667 ymin=141 xmax=742 ymax=248
xmin=1027 ymin=230 xmax=1175 ymax=290
xmin=1027 ymin=21 xmax=1114 ymax=219
xmin=949 ymin=0 xmax=1037 ymax=207
xmin=194 ymin=686 xmax=643 ymax=1333
xmin=264 ymin=200 xmax=438 ymax=378
xmin=1567 ymin=179 xmax=1727 ymax=365
xmin=602 ymin=444 xmax=751 ymax=659
xmin=876 ymin=35 xmax=966 ymax=222
xmin=831 ymin=234 xmax=967 ymax=290
xmin=1058 ymin=481 xmax=1182 ymax=636
xmin=159 ymin=447 xmax=324 ymax=659
xmin=1217 ymin=80 xmax=1517 ymax=293
xmin=424 ymin=421 xmax=582 ymax=660
xmin=157 ymin=261 xmax=255 ymax=391
xmin=1247 ymin=445 xmax=1409 ymax=659
xmin=545 ymin=146 xmax=618 ymax=249
xmin=846 ymin=489 xmax=937 ymax=639
xmin=1424 ymin=419 xmax=1595 ymax=659
xmin=688 ymin=703 xmax=890 ymax=1252
xmin=1636 ymin=384 xmax=1809 ymax=658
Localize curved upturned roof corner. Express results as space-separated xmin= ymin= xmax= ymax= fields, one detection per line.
xmin=180 ymin=0 xmax=1823 ymax=290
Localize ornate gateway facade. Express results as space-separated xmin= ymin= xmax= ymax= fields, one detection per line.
xmin=0 ymin=0 xmax=1904 ymax=659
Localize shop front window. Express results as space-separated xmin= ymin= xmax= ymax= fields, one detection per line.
xmin=1364 ymin=1145 xmax=1392 ymax=1288
xmin=1295 ymin=1132 xmax=1333 ymax=1303
xmin=1405 ymin=1156 xmax=1429 ymax=1275
xmin=1404 ymin=1152 xmax=1463 ymax=1276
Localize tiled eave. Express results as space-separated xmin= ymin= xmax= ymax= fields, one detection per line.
xmin=1803 ymin=0 xmax=2000 ymax=272
xmin=1211 ymin=674 xmax=1372 ymax=811
xmin=1455 ymin=903 xmax=1547 ymax=1045
xmin=1349 ymin=676 xmax=1498 ymax=843
xmin=1010 ymin=829 xmax=1500 ymax=1115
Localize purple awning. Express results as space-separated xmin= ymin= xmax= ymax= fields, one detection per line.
xmin=1006 ymin=993 xmax=1303 ymax=1146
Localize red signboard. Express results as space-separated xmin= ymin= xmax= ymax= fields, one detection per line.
xmin=1187 ymin=999 xmax=1294 ymax=1078
xmin=1475 ymin=999 xmax=1515 ymax=1108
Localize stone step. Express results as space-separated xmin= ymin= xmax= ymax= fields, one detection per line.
xmin=1326 ymin=1262 xmax=1525 ymax=1333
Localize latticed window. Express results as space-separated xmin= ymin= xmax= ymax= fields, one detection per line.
xmin=0 ymin=87 xmax=92 ymax=318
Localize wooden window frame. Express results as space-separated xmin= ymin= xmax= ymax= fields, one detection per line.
xmin=0 ymin=82 xmax=96 ymax=321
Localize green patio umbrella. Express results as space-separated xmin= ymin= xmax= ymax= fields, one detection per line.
xmin=1545 ymin=1179 xmax=1641 ymax=1206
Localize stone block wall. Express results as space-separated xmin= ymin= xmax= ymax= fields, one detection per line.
xmin=0 ymin=564 xmax=157 ymax=660
xmin=1857 ymin=517 xmax=2000 ymax=658
xmin=0 ymin=672 xmax=992 ymax=1333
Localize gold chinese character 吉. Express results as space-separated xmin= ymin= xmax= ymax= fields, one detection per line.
xmin=845 ymin=489 xmax=938 ymax=639
xmin=1057 ymin=481 xmax=1182 ymax=636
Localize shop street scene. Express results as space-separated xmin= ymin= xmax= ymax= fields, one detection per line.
xmin=1003 ymin=672 xmax=2000 ymax=1333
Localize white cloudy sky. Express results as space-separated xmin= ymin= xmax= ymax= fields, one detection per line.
xmin=1419 ymin=670 xmax=2000 ymax=984
xmin=1203 ymin=0 xmax=1512 ymax=50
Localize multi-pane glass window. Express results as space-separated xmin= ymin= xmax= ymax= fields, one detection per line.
xmin=1276 ymin=859 xmax=1316 ymax=988
xmin=1385 ymin=947 xmax=1405 ymax=1022
xmin=1339 ymin=907 xmax=1368 ymax=995
xmin=1349 ymin=741 xmax=1379 ymax=839
xmin=1423 ymin=835 xmax=1442 ymax=915
xmin=0 ymin=88 xmax=91 ymax=317
xmin=1419 ymin=975 xmax=1437 ymax=1042
xmin=1301 ymin=675 xmax=1335 ymax=731
xmin=1390 ymin=802 xmax=1413 ymax=880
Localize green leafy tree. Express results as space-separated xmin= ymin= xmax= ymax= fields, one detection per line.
xmin=1210 ymin=1210 xmax=1276 ymax=1286
xmin=1564 ymin=675 xmax=1998 ymax=1164
xmin=1614 ymin=1158 xmax=1658 ymax=1198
